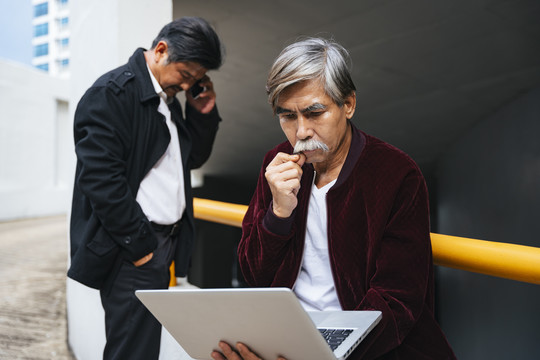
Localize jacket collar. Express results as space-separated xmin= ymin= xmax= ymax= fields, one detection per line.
xmin=334 ymin=122 xmax=366 ymax=188
xmin=128 ymin=48 xmax=161 ymax=104
xmin=300 ymin=122 xmax=366 ymax=189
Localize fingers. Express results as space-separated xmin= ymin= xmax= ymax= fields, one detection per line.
xmin=237 ymin=343 xmax=264 ymax=360
xmin=211 ymin=342 xmax=235 ymax=360
xmin=212 ymin=341 xmax=285 ymax=360
xmin=211 ymin=342 xmax=261 ymax=360
xmin=187 ymin=75 xmax=216 ymax=114
xmin=198 ymin=75 xmax=213 ymax=92
xmin=265 ymin=160 xmax=302 ymax=194
xmin=295 ymin=152 xmax=306 ymax=167
xmin=266 ymin=168 xmax=302 ymax=189
xmin=133 ymin=252 xmax=153 ymax=267
xmin=211 ymin=351 xmax=226 ymax=360
xmin=265 ymin=152 xmax=305 ymax=219
xmin=267 ymin=152 xmax=305 ymax=174
xmin=265 ymin=153 xmax=304 ymax=184
xmin=267 ymin=152 xmax=304 ymax=167
xmin=219 ymin=341 xmax=240 ymax=359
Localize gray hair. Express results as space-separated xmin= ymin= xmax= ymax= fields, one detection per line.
xmin=266 ymin=37 xmax=356 ymax=113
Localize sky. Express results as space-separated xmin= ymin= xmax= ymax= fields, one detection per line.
xmin=0 ymin=0 xmax=33 ymax=66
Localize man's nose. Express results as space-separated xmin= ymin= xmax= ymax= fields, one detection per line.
xmin=296 ymin=116 xmax=312 ymax=140
xmin=181 ymin=82 xmax=192 ymax=92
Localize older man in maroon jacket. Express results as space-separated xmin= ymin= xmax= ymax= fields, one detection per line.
xmin=212 ymin=38 xmax=456 ymax=360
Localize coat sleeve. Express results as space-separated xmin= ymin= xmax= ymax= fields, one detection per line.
xmin=183 ymin=102 xmax=221 ymax=170
xmin=238 ymin=150 xmax=299 ymax=287
xmin=351 ymin=169 xmax=434 ymax=359
xmin=73 ymin=86 xmax=157 ymax=262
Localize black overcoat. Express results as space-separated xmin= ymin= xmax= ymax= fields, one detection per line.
xmin=68 ymin=48 xmax=221 ymax=290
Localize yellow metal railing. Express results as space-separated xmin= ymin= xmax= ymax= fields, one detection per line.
xmin=169 ymin=198 xmax=248 ymax=287
xmin=430 ymin=233 xmax=540 ymax=285
xmin=189 ymin=197 xmax=540 ymax=286
xmin=193 ymin=198 xmax=248 ymax=227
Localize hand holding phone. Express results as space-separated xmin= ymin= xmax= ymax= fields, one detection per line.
xmin=190 ymin=80 xmax=205 ymax=99
xmin=187 ymin=76 xmax=216 ymax=114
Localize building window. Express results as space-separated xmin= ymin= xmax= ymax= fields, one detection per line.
xmin=58 ymin=17 xmax=69 ymax=30
xmin=34 ymin=3 xmax=48 ymax=17
xmin=34 ymin=43 xmax=49 ymax=57
xmin=36 ymin=63 xmax=49 ymax=72
xmin=34 ymin=23 xmax=49 ymax=37
xmin=58 ymin=37 xmax=69 ymax=49
xmin=57 ymin=0 xmax=68 ymax=10
xmin=57 ymin=58 xmax=69 ymax=72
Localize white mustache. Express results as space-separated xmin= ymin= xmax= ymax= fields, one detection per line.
xmin=293 ymin=139 xmax=329 ymax=154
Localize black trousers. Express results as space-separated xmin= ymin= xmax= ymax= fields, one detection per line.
xmin=100 ymin=229 xmax=176 ymax=360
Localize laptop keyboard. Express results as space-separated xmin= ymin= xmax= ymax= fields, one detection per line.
xmin=318 ymin=328 xmax=354 ymax=351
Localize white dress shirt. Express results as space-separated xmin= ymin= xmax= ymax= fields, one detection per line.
xmin=135 ymin=64 xmax=185 ymax=225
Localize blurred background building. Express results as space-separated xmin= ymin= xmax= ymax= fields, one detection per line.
xmin=32 ymin=0 xmax=71 ymax=76
xmin=1 ymin=0 xmax=540 ymax=359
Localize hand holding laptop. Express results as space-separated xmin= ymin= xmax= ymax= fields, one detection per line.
xmin=211 ymin=341 xmax=287 ymax=360
xmin=135 ymin=288 xmax=381 ymax=360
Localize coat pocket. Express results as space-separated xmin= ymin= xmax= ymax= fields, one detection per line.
xmin=87 ymin=227 xmax=118 ymax=256
xmin=69 ymin=226 xmax=121 ymax=290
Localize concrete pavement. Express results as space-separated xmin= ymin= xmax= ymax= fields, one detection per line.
xmin=0 ymin=215 xmax=74 ymax=359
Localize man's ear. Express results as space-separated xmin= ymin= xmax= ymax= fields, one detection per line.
xmin=153 ymin=41 xmax=169 ymax=63
xmin=344 ymin=92 xmax=356 ymax=120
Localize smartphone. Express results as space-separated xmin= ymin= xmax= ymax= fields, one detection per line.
xmin=190 ymin=80 xmax=205 ymax=99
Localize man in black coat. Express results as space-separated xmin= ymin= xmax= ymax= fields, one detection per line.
xmin=68 ymin=17 xmax=223 ymax=359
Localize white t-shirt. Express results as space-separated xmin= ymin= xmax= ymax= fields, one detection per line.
xmin=294 ymin=177 xmax=341 ymax=311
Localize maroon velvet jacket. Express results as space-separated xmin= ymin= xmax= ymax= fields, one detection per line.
xmin=238 ymin=125 xmax=456 ymax=359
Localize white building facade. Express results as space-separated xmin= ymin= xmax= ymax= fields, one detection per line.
xmin=0 ymin=59 xmax=70 ymax=220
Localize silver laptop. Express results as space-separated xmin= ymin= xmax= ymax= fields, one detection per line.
xmin=136 ymin=287 xmax=381 ymax=360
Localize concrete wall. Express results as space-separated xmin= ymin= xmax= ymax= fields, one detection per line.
xmin=0 ymin=59 xmax=70 ymax=220
xmin=436 ymin=86 xmax=540 ymax=359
